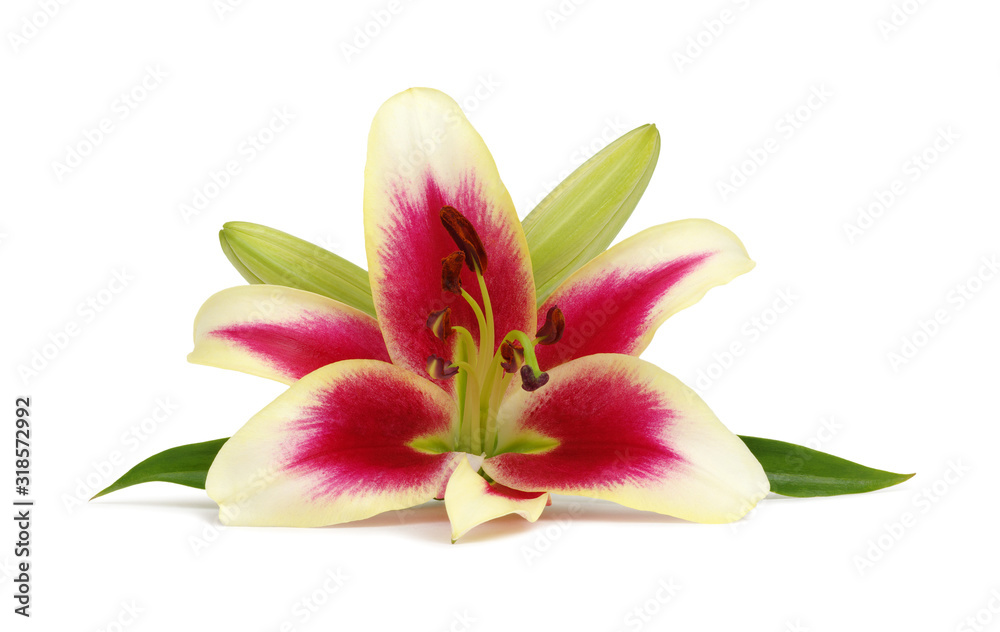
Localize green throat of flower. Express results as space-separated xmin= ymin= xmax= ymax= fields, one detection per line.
xmin=425 ymin=206 xmax=564 ymax=457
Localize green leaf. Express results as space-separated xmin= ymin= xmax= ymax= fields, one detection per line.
xmin=523 ymin=124 xmax=660 ymax=303
xmin=91 ymin=438 xmax=229 ymax=499
xmin=738 ymin=435 xmax=914 ymax=497
xmin=220 ymin=222 xmax=376 ymax=318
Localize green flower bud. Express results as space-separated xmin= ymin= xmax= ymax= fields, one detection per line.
xmin=220 ymin=222 xmax=376 ymax=317
xmin=523 ymin=124 xmax=660 ymax=303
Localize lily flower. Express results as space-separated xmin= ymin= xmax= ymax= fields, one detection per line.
xmin=191 ymin=88 xmax=768 ymax=540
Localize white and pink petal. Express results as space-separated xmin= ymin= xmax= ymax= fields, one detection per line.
xmin=535 ymin=219 xmax=754 ymax=370
xmin=205 ymin=360 xmax=462 ymax=527
xmin=483 ymin=354 xmax=769 ymax=524
xmin=188 ymin=285 xmax=390 ymax=384
xmin=363 ymin=88 xmax=535 ymax=378
xmin=444 ymin=457 xmax=548 ymax=542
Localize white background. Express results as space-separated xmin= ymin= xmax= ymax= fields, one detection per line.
xmin=3 ymin=1 xmax=999 ymax=630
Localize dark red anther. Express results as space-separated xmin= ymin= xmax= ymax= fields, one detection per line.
xmin=440 ymin=206 xmax=488 ymax=273
xmin=441 ymin=251 xmax=466 ymax=294
xmin=426 ymin=308 xmax=453 ymax=340
xmin=535 ymin=306 xmax=565 ymax=345
xmin=520 ymin=365 xmax=549 ymax=392
xmin=426 ymin=355 xmax=459 ymax=380
xmin=499 ymin=340 xmax=524 ymax=374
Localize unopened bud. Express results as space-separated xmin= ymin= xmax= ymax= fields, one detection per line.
xmin=219 ymin=221 xmax=376 ymax=316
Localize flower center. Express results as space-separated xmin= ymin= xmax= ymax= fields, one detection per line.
xmin=426 ymin=206 xmax=564 ymax=457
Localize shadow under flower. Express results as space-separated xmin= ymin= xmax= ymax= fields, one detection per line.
xmin=94 ymin=492 xmax=766 ymax=544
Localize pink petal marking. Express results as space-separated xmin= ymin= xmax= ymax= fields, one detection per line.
xmin=283 ymin=364 xmax=456 ymax=500
xmin=485 ymin=482 xmax=546 ymax=501
xmin=485 ymin=355 xmax=769 ymax=524
xmin=487 ymin=360 xmax=686 ymax=490
xmin=534 ymin=254 xmax=710 ymax=370
xmin=212 ymin=309 xmax=390 ymax=381
xmin=372 ymin=172 xmax=533 ymax=375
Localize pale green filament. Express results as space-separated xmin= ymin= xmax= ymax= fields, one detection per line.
xmin=448 ymin=269 xmax=546 ymax=456
xmin=507 ymin=330 xmax=544 ymax=378
xmin=460 ymin=289 xmax=487 ymax=356
xmin=476 ymin=272 xmax=495 ymax=369
xmin=452 ymin=327 xmax=473 ymax=446
xmin=452 ymin=325 xmax=476 ymax=357
xmin=458 ymin=369 xmax=481 ymax=453
xmin=486 ymin=371 xmax=515 ymax=454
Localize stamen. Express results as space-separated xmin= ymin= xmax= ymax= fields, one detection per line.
xmin=441 ymin=251 xmax=466 ymax=294
xmin=433 ymin=207 xmax=500 ymax=455
xmin=458 ymin=367 xmax=482 ymax=454
xmin=451 ymin=325 xmax=476 ymax=357
xmin=426 ymin=355 xmax=459 ymax=380
xmin=535 ymin=306 xmax=565 ymax=345
xmin=520 ymin=365 xmax=549 ymax=391
xmin=426 ymin=308 xmax=453 ymax=340
xmin=475 ymin=271 xmax=495 ymax=369
xmin=440 ymin=206 xmax=488 ymax=273
xmin=459 ymin=288 xmax=488 ymax=360
xmin=499 ymin=340 xmax=523 ymax=373
xmin=496 ymin=330 xmax=550 ymax=393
